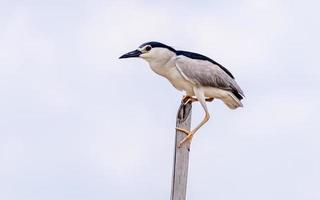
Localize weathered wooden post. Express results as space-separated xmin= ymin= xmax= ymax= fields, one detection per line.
xmin=170 ymin=101 xmax=192 ymax=200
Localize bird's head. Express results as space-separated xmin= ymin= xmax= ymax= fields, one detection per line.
xmin=119 ymin=41 xmax=176 ymax=63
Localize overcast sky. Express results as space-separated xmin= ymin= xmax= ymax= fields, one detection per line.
xmin=1 ymin=0 xmax=320 ymax=200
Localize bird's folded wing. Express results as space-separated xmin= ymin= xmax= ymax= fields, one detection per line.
xmin=175 ymin=55 xmax=244 ymax=99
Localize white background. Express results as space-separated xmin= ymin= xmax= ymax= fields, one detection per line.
xmin=1 ymin=0 xmax=319 ymax=199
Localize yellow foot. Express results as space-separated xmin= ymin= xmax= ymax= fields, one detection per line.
xmin=176 ymin=127 xmax=194 ymax=147
xmin=181 ymin=95 xmax=190 ymax=103
xmin=206 ymin=97 xmax=214 ymax=102
xmin=181 ymin=96 xmax=214 ymax=105
xmin=181 ymin=96 xmax=198 ymax=105
xmin=176 ymin=127 xmax=190 ymax=135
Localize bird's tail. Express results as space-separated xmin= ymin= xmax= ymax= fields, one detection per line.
xmin=223 ymin=93 xmax=243 ymax=110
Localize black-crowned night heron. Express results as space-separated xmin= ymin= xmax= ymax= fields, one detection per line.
xmin=119 ymin=41 xmax=244 ymax=147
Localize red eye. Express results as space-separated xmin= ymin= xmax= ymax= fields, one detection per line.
xmin=145 ymin=46 xmax=152 ymax=51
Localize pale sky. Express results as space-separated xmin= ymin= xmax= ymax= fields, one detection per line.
xmin=1 ymin=0 xmax=320 ymax=200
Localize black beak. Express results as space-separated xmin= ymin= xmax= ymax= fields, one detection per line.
xmin=119 ymin=49 xmax=142 ymax=59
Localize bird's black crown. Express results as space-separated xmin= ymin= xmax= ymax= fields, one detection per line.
xmin=139 ymin=41 xmax=176 ymax=53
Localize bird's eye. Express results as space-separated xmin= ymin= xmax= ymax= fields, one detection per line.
xmin=145 ymin=46 xmax=152 ymax=51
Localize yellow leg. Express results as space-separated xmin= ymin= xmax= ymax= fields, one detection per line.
xmin=176 ymin=127 xmax=192 ymax=136
xmin=177 ymin=88 xmax=211 ymax=147
xmin=175 ymin=127 xmax=194 ymax=147
xmin=177 ymin=111 xmax=210 ymax=147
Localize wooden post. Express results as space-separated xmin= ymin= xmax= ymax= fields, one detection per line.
xmin=170 ymin=101 xmax=192 ymax=200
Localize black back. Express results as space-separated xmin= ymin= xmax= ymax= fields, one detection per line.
xmin=139 ymin=42 xmax=235 ymax=79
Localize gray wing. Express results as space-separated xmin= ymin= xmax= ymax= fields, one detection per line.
xmin=175 ymin=55 xmax=244 ymax=99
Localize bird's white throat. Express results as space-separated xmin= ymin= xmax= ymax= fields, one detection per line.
xmin=147 ymin=57 xmax=174 ymax=76
xmin=143 ymin=49 xmax=176 ymax=77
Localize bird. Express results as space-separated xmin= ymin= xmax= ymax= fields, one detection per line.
xmin=119 ymin=41 xmax=244 ymax=147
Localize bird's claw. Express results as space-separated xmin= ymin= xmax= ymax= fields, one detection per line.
xmin=176 ymin=127 xmax=190 ymax=135
xmin=181 ymin=95 xmax=189 ymax=103
xmin=181 ymin=96 xmax=198 ymax=105
xmin=206 ymin=97 xmax=214 ymax=102
xmin=176 ymin=127 xmax=194 ymax=147
xmin=181 ymin=96 xmax=214 ymax=105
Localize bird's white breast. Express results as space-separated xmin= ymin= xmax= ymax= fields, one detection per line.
xmin=148 ymin=58 xmax=194 ymax=96
xmin=166 ymin=67 xmax=194 ymax=95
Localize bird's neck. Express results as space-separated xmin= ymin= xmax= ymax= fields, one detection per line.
xmin=148 ymin=56 xmax=175 ymax=77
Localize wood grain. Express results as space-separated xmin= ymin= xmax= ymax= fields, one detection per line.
xmin=170 ymin=101 xmax=192 ymax=200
